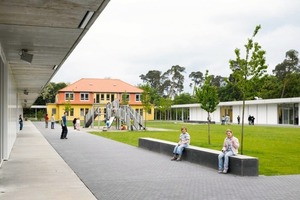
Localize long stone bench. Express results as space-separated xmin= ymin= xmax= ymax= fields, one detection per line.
xmin=138 ymin=137 xmax=259 ymax=176
xmin=184 ymin=120 xmax=216 ymax=124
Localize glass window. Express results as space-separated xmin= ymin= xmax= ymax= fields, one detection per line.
xmin=106 ymin=94 xmax=110 ymax=101
xmin=80 ymin=108 xmax=84 ymax=116
xmin=65 ymin=93 xmax=74 ymax=100
xmin=51 ymin=108 xmax=56 ymax=114
xmin=70 ymin=108 xmax=74 ymax=116
xmin=111 ymin=94 xmax=115 ymax=101
xmin=101 ymin=94 xmax=105 ymax=100
xmin=80 ymin=93 xmax=89 ymax=101
xmin=135 ymin=94 xmax=141 ymax=102
xmin=278 ymin=103 xmax=297 ymax=125
xmin=95 ymin=94 xmax=100 ymax=103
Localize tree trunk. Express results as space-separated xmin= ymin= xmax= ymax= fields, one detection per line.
xmin=207 ymin=112 xmax=211 ymax=144
xmin=241 ymin=98 xmax=245 ymax=155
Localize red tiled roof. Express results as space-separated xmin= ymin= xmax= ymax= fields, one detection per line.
xmin=59 ymin=78 xmax=143 ymax=93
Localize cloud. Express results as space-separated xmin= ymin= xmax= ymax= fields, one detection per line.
xmin=52 ymin=0 xmax=300 ymax=93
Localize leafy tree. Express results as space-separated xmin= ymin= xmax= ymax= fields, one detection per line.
xmin=139 ymin=70 xmax=166 ymax=96
xmin=163 ymin=65 xmax=186 ymax=98
xmin=37 ymin=110 xmax=44 ymax=121
xmin=189 ymin=71 xmax=204 ymax=94
xmin=34 ymin=82 xmax=67 ymax=105
xmin=173 ymin=93 xmax=198 ymax=105
xmin=121 ymin=91 xmax=129 ymax=105
xmin=64 ymin=98 xmax=72 ymax=113
xmin=210 ymin=75 xmax=226 ymax=88
xmin=281 ymin=73 xmax=300 ymax=97
xmin=229 ymin=25 xmax=268 ymax=154
xmin=273 ymin=49 xmax=300 ymax=98
xmin=195 ymin=70 xmax=219 ymax=144
xmin=156 ymin=97 xmax=173 ymax=120
xmin=217 ymin=73 xmax=243 ymax=102
xmin=259 ymin=75 xmax=281 ymax=99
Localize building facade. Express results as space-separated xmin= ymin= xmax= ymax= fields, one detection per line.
xmin=46 ymin=78 xmax=154 ymax=125
xmin=170 ymin=97 xmax=300 ymax=126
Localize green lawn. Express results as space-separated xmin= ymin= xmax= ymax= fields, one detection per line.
xmin=90 ymin=121 xmax=300 ymax=176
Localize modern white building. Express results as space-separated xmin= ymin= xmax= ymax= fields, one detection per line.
xmin=171 ymin=97 xmax=300 ymax=126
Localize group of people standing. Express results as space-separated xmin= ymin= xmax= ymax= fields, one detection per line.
xmin=248 ymin=115 xmax=255 ymax=125
xmin=170 ymin=127 xmax=239 ymax=174
xmin=44 ymin=113 xmax=56 ymax=129
xmin=43 ymin=112 xmax=69 ymax=139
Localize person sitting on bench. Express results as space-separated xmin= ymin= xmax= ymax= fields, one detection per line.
xmin=171 ymin=127 xmax=190 ymax=161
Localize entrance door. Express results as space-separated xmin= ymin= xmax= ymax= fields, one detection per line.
xmin=281 ymin=103 xmax=297 ymax=125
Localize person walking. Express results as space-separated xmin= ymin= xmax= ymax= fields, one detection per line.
xmin=171 ymin=127 xmax=190 ymax=161
xmin=60 ymin=112 xmax=68 ymax=139
xmin=218 ymin=129 xmax=239 ymax=174
xmin=19 ymin=114 xmax=23 ymax=131
xmin=51 ymin=114 xmax=55 ymax=129
xmin=237 ymin=115 xmax=240 ymax=124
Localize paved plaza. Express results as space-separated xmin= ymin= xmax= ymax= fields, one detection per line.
xmin=1 ymin=121 xmax=299 ymax=200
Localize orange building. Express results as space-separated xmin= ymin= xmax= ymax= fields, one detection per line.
xmin=46 ymin=78 xmax=154 ymax=128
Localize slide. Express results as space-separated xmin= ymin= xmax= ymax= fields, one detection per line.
xmin=106 ymin=116 xmax=115 ymax=128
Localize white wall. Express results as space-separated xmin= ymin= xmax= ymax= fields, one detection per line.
xmin=267 ymin=104 xmax=278 ymax=124
xmin=180 ymin=100 xmax=298 ymax=126
xmin=189 ymin=106 xmax=221 ymax=123
xmin=0 ymin=45 xmax=18 ymax=161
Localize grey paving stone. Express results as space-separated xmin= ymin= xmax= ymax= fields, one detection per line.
xmin=35 ymin=122 xmax=300 ymax=200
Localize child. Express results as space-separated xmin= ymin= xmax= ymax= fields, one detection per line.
xmin=218 ymin=129 xmax=239 ymax=174
xmin=171 ymin=127 xmax=190 ymax=161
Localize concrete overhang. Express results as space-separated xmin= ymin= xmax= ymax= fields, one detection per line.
xmin=0 ymin=0 xmax=110 ymax=107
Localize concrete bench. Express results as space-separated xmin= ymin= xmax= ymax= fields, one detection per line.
xmin=184 ymin=120 xmax=216 ymax=124
xmin=138 ymin=137 xmax=259 ymax=176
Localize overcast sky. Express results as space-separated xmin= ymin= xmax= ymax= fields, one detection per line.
xmin=51 ymin=0 xmax=300 ymax=93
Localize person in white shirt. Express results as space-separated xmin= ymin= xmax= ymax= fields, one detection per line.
xmin=171 ymin=127 xmax=190 ymax=161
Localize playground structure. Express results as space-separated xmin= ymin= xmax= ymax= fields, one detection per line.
xmin=84 ymin=100 xmax=145 ymax=131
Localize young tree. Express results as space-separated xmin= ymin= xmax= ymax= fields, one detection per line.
xmin=229 ymin=25 xmax=268 ymax=154
xmin=121 ymin=91 xmax=129 ymax=105
xmin=156 ymin=97 xmax=173 ymax=120
xmin=195 ymin=70 xmax=219 ymax=144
